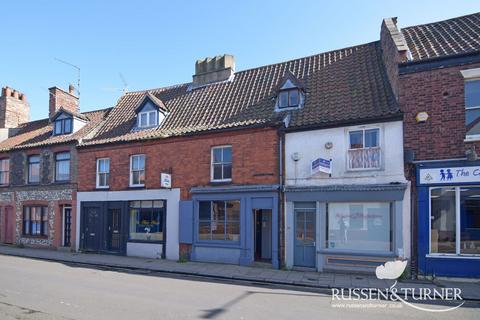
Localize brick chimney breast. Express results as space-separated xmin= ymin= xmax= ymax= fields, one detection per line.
xmin=0 ymin=86 xmax=30 ymax=128
xmin=192 ymin=54 xmax=235 ymax=88
xmin=49 ymin=85 xmax=79 ymax=118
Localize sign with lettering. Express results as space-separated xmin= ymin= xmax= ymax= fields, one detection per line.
xmin=419 ymin=166 xmax=480 ymax=184
xmin=161 ymin=173 xmax=172 ymax=188
xmin=311 ymin=157 xmax=332 ymax=175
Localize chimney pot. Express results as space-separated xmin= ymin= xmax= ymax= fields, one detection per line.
xmin=68 ymin=83 xmax=75 ymax=95
xmin=12 ymin=90 xmax=19 ymax=99
xmin=3 ymin=87 xmax=11 ymax=97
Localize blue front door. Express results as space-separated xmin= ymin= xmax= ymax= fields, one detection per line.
xmin=294 ymin=209 xmax=316 ymax=267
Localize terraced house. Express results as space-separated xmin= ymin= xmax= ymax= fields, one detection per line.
xmin=0 ymin=85 xmax=110 ymax=250
xmin=383 ymin=13 xmax=480 ymax=278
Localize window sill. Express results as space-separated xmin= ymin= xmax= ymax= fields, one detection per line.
xmin=128 ymin=239 xmax=164 ymax=244
xmin=22 ymin=235 xmax=48 ymax=239
xmin=346 ymin=167 xmax=382 ymax=172
xmin=128 ymin=185 xmax=145 ymax=189
xmin=52 ymin=180 xmax=72 ymax=185
xmin=194 ymin=240 xmax=241 ymax=248
xmin=464 ymin=135 xmax=480 ymax=142
xmin=210 ymin=180 xmax=232 ymax=186
xmin=96 ymin=186 xmax=110 ymax=190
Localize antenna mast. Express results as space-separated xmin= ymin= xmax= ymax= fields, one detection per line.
xmin=54 ymin=58 xmax=81 ymax=103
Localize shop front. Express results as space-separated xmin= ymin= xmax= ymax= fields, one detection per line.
xmin=76 ymin=189 xmax=180 ymax=260
xmin=417 ymin=160 xmax=480 ymax=278
xmin=285 ymin=184 xmax=409 ymax=273
xmin=179 ymin=185 xmax=279 ymax=268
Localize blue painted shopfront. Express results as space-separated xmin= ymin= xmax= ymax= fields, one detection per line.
xmin=417 ymin=160 xmax=480 ymax=278
xmin=179 ymin=185 xmax=280 ymax=269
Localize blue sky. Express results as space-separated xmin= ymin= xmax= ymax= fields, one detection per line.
xmin=1 ymin=1 xmax=478 ymax=120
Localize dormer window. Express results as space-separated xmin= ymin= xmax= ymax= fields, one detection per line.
xmin=54 ymin=117 xmax=72 ymax=135
xmin=134 ymin=93 xmax=168 ymax=131
xmin=278 ymin=89 xmax=300 ymax=108
xmin=275 ymin=75 xmax=304 ymax=111
xmin=138 ymin=110 xmax=158 ymax=128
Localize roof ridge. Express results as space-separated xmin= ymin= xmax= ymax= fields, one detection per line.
xmin=121 ymin=41 xmax=379 ymax=96
xmin=402 ymin=12 xmax=480 ymax=30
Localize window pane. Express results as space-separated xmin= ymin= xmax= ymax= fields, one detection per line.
xmin=222 ymin=147 xmax=232 ymax=162
xmin=465 ymin=80 xmax=480 ymax=108
xmin=140 ymin=113 xmax=148 ymax=127
xmin=199 ymin=201 xmax=211 ymax=220
xmin=29 ymin=155 xmax=40 ymax=163
xmin=211 ymin=220 xmax=225 ymax=240
xmin=349 ymin=131 xmax=363 ymax=149
xmin=226 ymin=222 xmax=240 ymax=241
xmin=289 ymin=89 xmax=299 ymax=106
xmin=213 ymin=164 xmax=223 ymax=180
xmin=56 ymin=158 xmax=70 ymax=181
xmin=148 ymin=111 xmax=157 ymax=126
xmin=29 ymin=163 xmax=40 ymax=183
xmin=129 ymin=205 xmax=163 ymax=242
xmin=132 ymin=171 xmax=140 ymax=185
xmin=278 ymin=91 xmax=288 ymax=108
xmin=327 ymin=202 xmax=391 ymax=252
xmin=199 ymin=222 xmax=211 ymax=240
xmin=56 ymin=152 xmax=70 ymax=160
xmin=212 ymin=148 xmax=222 ymax=163
xmin=54 ymin=121 xmax=62 ymax=134
xmin=64 ymin=119 xmax=72 ymax=133
xmin=460 ymin=188 xmax=480 ymax=254
xmin=226 ymin=201 xmax=240 ymax=221
xmin=223 ymin=164 xmax=232 ymax=180
xmin=431 ymin=188 xmax=456 ymax=254
xmin=212 ymin=201 xmax=225 ymax=222
xmin=365 ymin=129 xmax=379 ymax=148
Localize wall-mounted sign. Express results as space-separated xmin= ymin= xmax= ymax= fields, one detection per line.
xmin=161 ymin=173 xmax=172 ymax=188
xmin=416 ymin=112 xmax=429 ymax=123
xmin=419 ymin=166 xmax=480 ymax=184
xmin=311 ymin=157 xmax=332 ymax=175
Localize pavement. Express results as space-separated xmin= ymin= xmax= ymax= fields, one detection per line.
xmin=1 ymin=245 xmax=480 ymax=301
xmin=2 ymin=254 xmax=479 ymax=320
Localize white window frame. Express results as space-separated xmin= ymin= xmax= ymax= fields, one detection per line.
xmin=137 ymin=110 xmax=158 ymax=128
xmin=211 ymin=145 xmax=232 ymax=182
xmin=130 ymin=154 xmax=146 ymax=187
xmin=96 ymin=158 xmax=110 ymax=189
xmin=428 ymin=186 xmax=480 ymax=258
xmin=346 ymin=127 xmax=382 ymax=171
xmin=463 ymin=77 xmax=480 ymax=141
xmin=0 ymin=158 xmax=9 ymax=185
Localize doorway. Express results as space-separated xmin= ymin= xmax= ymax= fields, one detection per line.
xmin=62 ymin=206 xmax=72 ymax=247
xmin=254 ymin=209 xmax=272 ymax=262
xmin=4 ymin=207 xmax=14 ymax=244
xmin=107 ymin=208 xmax=122 ymax=252
xmin=294 ymin=207 xmax=316 ymax=267
xmin=82 ymin=206 xmax=100 ymax=251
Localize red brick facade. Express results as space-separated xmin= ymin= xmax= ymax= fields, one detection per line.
xmin=77 ymin=127 xmax=280 ymax=200
xmin=399 ymin=62 xmax=480 ymax=162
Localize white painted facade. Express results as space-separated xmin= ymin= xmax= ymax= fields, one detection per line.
xmin=76 ymin=188 xmax=180 ymax=260
xmin=284 ymin=120 xmax=411 ymax=272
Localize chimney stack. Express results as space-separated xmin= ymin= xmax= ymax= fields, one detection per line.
xmin=192 ymin=54 xmax=235 ymax=88
xmin=0 ymin=86 xmax=30 ymax=129
xmin=49 ymin=84 xmax=79 ymax=118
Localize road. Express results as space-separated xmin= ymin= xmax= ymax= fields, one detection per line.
xmin=0 ymin=255 xmax=479 ymax=320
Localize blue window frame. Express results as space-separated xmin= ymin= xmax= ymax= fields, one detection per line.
xmin=54 ymin=118 xmax=73 ymax=135
xmin=198 ymin=200 xmax=240 ymax=242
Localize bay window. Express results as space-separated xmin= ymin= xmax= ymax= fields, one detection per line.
xmin=430 ymin=187 xmax=480 ymax=255
xmin=327 ymin=202 xmax=392 ymax=252
xmin=198 ymin=200 xmax=240 ymax=241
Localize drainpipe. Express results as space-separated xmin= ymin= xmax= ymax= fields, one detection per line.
xmin=277 ymin=125 xmax=286 ymax=269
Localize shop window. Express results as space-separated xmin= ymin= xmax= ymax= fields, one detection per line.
xmin=347 ymin=128 xmax=381 ymax=170
xmin=211 ymin=146 xmax=232 ymax=182
xmin=198 ymin=200 xmax=240 ymax=241
xmin=28 ymin=155 xmax=40 ymax=183
xmin=23 ymin=206 xmax=48 ymax=237
xmin=55 ymin=152 xmax=71 ymax=181
xmin=96 ymin=158 xmax=110 ymax=188
xmin=0 ymin=158 xmax=9 ymax=185
xmin=129 ymin=200 xmax=165 ymax=242
xmin=130 ymin=154 xmax=145 ymax=187
xmin=430 ymin=187 xmax=480 ymax=255
xmin=327 ymin=202 xmax=392 ymax=252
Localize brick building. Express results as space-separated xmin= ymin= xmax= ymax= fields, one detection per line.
xmin=0 ymin=85 xmax=110 ymax=250
xmin=382 ymin=13 xmax=480 ymax=277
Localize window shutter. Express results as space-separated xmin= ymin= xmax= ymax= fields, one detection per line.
xmin=179 ymin=200 xmax=194 ymax=244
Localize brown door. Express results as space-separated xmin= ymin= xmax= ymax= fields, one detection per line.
xmin=4 ymin=207 xmax=14 ymax=244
